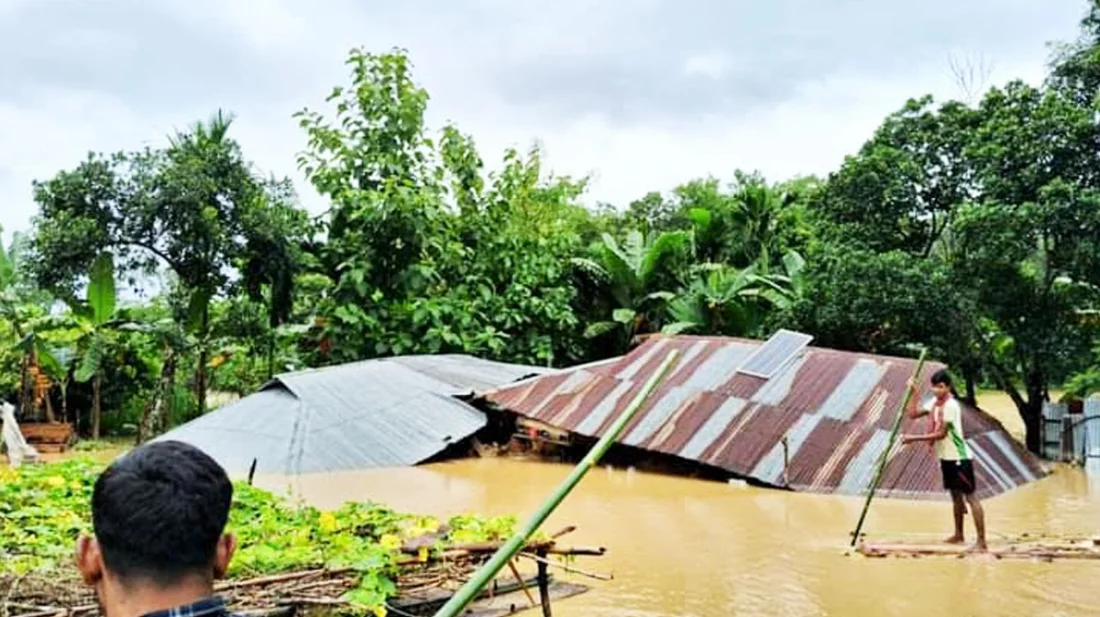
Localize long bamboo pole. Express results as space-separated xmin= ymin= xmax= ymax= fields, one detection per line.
xmin=431 ymin=349 xmax=681 ymax=617
xmin=849 ymin=347 xmax=928 ymax=547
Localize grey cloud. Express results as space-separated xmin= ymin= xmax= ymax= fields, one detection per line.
xmin=479 ymin=0 xmax=1087 ymax=126
xmin=0 ymin=0 xmax=291 ymax=108
xmin=0 ymin=0 xmax=1090 ymax=243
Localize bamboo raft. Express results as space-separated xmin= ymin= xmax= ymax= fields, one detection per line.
xmin=853 ymin=535 xmax=1100 ymax=561
xmin=0 ymin=528 xmax=610 ymax=617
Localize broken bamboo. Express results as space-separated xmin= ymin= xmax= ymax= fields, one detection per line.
xmin=431 ymin=349 xmax=681 ymax=617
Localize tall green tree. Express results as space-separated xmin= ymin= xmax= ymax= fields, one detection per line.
xmin=30 ymin=110 xmax=309 ymax=415
xmin=297 ymin=48 xmax=588 ymax=366
xmin=1048 ymin=0 xmax=1100 ymax=107
xmin=812 ymin=95 xmax=979 ymax=256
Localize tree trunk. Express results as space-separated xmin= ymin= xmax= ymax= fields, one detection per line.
xmin=981 ymin=352 xmax=1037 ymax=453
xmin=160 ymin=354 xmax=176 ymax=436
xmin=61 ymin=382 xmax=69 ymax=423
xmin=267 ymin=330 xmax=276 ymax=381
xmin=1021 ymin=401 xmax=1043 ymax=455
xmin=71 ymin=384 xmax=80 ymax=437
xmin=197 ymin=304 xmax=209 ymax=416
xmin=38 ymin=351 xmax=56 ymax=424
xmin=92 ymin=372 xmax=102 ymax=439
xmin=138 ymin=349 xmax=177 ymax=444
xmin=961 ymin=365 xmax=978 ymax=407
xmin=19 ymin=353 xmax=33 ymax=418
xmin=1021 ymin=370 xmax=1045 ymax=456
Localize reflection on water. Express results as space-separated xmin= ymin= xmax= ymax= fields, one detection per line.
xmin=254 ymin=459 xmax=1100 ymax=617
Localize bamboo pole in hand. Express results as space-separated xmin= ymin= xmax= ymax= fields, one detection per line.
xmin=849 ymin=348 xmax=928 ymax=547
xmin=431 ymin=349 xmax=681 ymax=617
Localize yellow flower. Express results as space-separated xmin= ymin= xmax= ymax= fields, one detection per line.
xmin=318 ymin=512 xmax=337 ymax=533
xmin=418 ymin=517 xmax=440 ymax=534
xmin=44 ymin=476 xmax=65 ymax=489
xmin=379 ymin=534 xmax=401 ymax=551
xmin=417 ymin=546 xmax=429 ymax=563
xmin=372 ymin=605 xmax=387 ymax=617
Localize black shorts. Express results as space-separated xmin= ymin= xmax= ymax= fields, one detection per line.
xmin=940 ymin=459 xmax=976 ymax=495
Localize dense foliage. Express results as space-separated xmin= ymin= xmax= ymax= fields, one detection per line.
xmin=0 ymin=458 xmax=523 ymax=612
xmin=4 ymin=3 xmax=1100 ymax=454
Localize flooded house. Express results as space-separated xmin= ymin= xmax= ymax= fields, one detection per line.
xmin=154 ymin=354 xmax=549 ymax=477
xmin=478 ymin=332 xmax=1047 ymax=500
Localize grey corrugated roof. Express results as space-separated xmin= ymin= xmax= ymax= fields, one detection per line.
xmin=155 ymin=355 xmax=547 ymax=476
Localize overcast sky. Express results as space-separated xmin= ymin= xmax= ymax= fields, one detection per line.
xmin=0 ymin=0 xmax=1089 ymax=244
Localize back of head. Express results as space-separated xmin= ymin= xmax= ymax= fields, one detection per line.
xmin=92 ymin=441 xmax=233 ymax=587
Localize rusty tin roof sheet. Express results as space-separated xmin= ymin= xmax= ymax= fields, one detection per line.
xmin=480 ymin=335 xmax=1045 ymax=500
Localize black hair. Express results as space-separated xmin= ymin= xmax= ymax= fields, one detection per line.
xmin=92 ymin=440 xmax=233 ymax=586
xmin=930 ymin=368 xmax=960 ymax=399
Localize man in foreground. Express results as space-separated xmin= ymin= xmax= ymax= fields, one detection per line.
xmin=75 ymin=441 xmax=239 ymax=617
xmin=900 ymin=369 xmax=988 ymax=552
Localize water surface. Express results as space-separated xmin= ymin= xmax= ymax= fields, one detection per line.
xmin=256 ymin=458 xmax=1100 ymax=617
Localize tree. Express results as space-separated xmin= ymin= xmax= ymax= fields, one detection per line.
xmin=572 ymin=230 xmax=690 ymax=350
xmin=296 ymin=48 xmax=449 ymax=362
xmin=65 ymin=253 xmax=124 ymax=439
xmin=662 ymin=253 xmax=801 ymax=337
xmin=1047 ymin=0 xmax=1100 ymax=107
xmin=123 ymin=317 xmax=190 ymax=444
xmin=30 ymin=110 xmax=309 ymax=416
xmin=812 ymin=95 xmax=979 ymax=256
xmin=675 ymin=174 xmax=808 ymax=269
xmin=296 ymin=48 xmax=589 ymax=366
xmin=237 ymin=178 xmax=312 ymax=379
xmin=948 ymin=79 xmax=1100 ymax=452
xmin=1 ymin=227 xmax=59 ymax=420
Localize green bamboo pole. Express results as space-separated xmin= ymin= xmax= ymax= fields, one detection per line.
xmin=849 ymin=347 xmax=928 ymax=547
xmin=432 ymin=349 xmax=681 ymax=617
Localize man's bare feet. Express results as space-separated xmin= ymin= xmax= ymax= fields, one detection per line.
xmin=944 ymin=535 xmax=965 ymax=544
xmin=966 ymin=541 xmax=988 ymax=553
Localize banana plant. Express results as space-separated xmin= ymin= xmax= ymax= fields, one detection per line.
xmin=12 ymin=315 xmax=73 ymax=422
xmin=2 ymin=227 xmax=58 ymax=420
xmin=65 ymin=252 xmax=124 ymax=438
xmin=572 ymin=230 xmax=689 ymax=347
xmin=661 ymin=253 xmax=803 ymax=337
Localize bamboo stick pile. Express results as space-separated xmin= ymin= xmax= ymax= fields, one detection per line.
xmin=1 ymin=528 xmax=609 ymax=617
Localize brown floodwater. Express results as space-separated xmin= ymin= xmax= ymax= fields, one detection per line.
xmin=254 ymin=458 xmax=1100 ymax=617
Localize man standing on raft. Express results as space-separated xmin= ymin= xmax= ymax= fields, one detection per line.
xmin=900 ymin=369 xmax=987 ymax=552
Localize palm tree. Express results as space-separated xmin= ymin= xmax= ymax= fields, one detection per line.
xmin=572 ymin=230 xmax=691 ymax=348
xmin=735 ymin=183 xmax=795 ymax=272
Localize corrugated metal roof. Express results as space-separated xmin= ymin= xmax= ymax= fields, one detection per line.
xmin=156 ymin=355 xmax=548 ymax=477
xmin=480 ymin=335 xmax=1046 ymax=500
